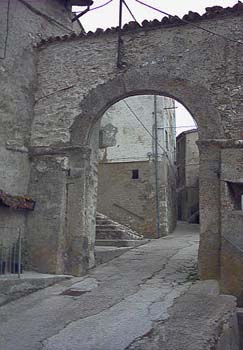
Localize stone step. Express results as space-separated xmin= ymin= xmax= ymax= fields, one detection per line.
xmin=95 ymin=239 xmax=149 ymax=248
xmin=96 ymin=223 xmax=131 ymax=230
xmin=96 ymin=225 xmax=123 ymax=231
xmin=96 ymin=232 xmax=124 ymax=240
xmin=96 ymin=212 xmax=143 ymax=241
xmin=96 ymin=219 xmax=115 ymax=225
xmin=94 ymin=246 xmax=131 ymax=265
xmin=96 ymin=229 xmax=142 ymax=240
xmin=96 ymin=228 xmax=128 ymax=235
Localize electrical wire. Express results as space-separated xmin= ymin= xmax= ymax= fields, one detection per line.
xmin=18 ymin=0 xmax=73 ymax=33
xmin=133 ymin=0 xmax=243 ymax=46
xmin=122 ymin=99 xmax=177 ymax=175
xmin=122 ymin=0 xmax=139 ymax=23
xmin=72 ymin=6 xmax=90 ymax=22
xmin=1 ymin=0 xmax=10 ymax=59
xmin=123 ymin=100 xmax=161 ymax=152
xmin=75 ymin=0 xmax=113 ymax=14
xmin=90 ymin=0 xmax=113 ymax=11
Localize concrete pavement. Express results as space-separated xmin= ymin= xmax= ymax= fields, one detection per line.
xmin=0 ymin=272 xmax=72 ymax=307
xmin=0 ymin=223 xmax=200 ymax=350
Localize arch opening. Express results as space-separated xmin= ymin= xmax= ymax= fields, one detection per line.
xmin=87 ymin=90 xmax=198 ymax=145
xmin=90 ymin=94 xmax=200 ymax=271
xmin=70 ymin=70 xmax=224 ymax=147
xmin=28 ymin=71 xmax=222 ymax=282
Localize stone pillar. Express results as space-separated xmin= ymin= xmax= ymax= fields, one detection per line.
xmin=220 ymin=147 xmax=243 ymax=304
xmin=26 ymin=152 xmax=67 ymax=274
xmin=197 ymin=141 xmax=221 ymax=280
xmin=64 ymin=146 xmax=96 ymax=276
xmin=26 ymin=145 xmax=96 ymax=276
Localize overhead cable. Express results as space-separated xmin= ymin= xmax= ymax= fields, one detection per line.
xmin=90 ymin=0 xmax=113 ymax=11
xmin=122 ymin=0 xmax=139 ymax=23
xmin=133 ymin=0 xmax=243 ymax=45
xmin=72 ymin=6 xmax=90 ymax=22
xmin=122 ymin=99 xmax=176 ymax=174
xmin=18 ymin=0 xmax=73 ymax=32
xmin=75 ymin=0 xmax=113 ymax=13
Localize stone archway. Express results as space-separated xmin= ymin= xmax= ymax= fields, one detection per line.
xmin=28 ymin=69 xmax=223 ymax=280
xmin=70 ymin=72 xmax=223 ymax=282
xmin=71 ymin=69 xmax=224 ymax=144
xmin=27 ymin=7 xmax=243 ymax=298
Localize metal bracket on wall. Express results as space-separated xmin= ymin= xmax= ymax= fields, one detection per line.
xmin=72 ymin=6 xmax=91 ymax=23
xmin=117 ymin=0 xmax=125 ymax=69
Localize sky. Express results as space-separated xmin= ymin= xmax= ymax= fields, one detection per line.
xmin=73 ymin=0 xmax=236 ymax=134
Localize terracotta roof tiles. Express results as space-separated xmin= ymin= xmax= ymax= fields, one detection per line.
xmin=35 ymin=1 xmax=243 ymax=48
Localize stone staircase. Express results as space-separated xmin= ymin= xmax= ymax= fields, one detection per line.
xmin=95 ymin=213 xmax=148 ymax=265
xmin=96 ymin=212 xmax=143 ymax=241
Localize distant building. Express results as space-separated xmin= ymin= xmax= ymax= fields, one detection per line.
xmin=176 ymin=129 xmax=199 ymax=223
xmin=97 ymin=95 xmax=177 ymax=238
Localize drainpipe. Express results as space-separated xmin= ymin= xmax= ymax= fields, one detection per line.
xmin=154 ymin=96 xmax=161 ymax=238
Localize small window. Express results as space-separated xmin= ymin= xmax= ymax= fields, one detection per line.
xmin=165 ymin=130 xmax=169 ymax=150
xmin=99 ymin=130 xmax=104 ymax=148
xmin=132 ymin=169 xmax=139 ymax=179
xmin=227 ymin=182 xmax=243 ymax=210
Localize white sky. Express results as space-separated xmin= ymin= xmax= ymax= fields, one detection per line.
xmin=73 ymin=0 xmax=236 ymax=135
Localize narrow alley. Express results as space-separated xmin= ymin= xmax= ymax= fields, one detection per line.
xmin=0 ymin=223 xmax=200 ymax=350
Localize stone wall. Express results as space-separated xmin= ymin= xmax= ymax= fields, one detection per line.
xmin=0 ymin=0 xmax=243 ymax=297
xmin=32 ymin=13 xmax=243 ymax=145
xmin=99 ymin=95 xmax=176 ymax=163
xmin=98 ymin=161 xmax=156 ymax=237
xmin=28 ymin=5 xmax=243 ymax=284
xmin=97 ymin=159 xmax=176 ymax=238
xmin=185 ymin=131 xmax=199 ymax=187
xmin=97 ymin=95 xmax=176 ymax=238
xmin=176 ymin=130 xmax=199 ymax=222
xmin=126 ymin=281 xmax=239 ymax=350
xmin=0 ymin=0 xmax=73 ymax=245
xmin=220 ymin=147 xmax=243 ymax=305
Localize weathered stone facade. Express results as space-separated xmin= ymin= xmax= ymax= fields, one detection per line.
xmin=0 ymin=0 xmax=243 ymax=302
xmin=177 ymin=129 xmax=199 ymax=222
xmin=0 ymin=0 xmax=73 ymax=260
xmin=97 ymin=95 xmax=177 ymax=238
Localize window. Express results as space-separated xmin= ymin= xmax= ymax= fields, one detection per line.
xmin=132 ymin=169 xmax=139 ymax=179
xmin=99 ymin=130 xmax=104 ymax=148
xmin=227 ymin=182 xmax=243 ymax=210
xmin=165 ymin=130 xmax=169 ymax=150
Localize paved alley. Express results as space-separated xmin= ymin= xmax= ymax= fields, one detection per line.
xmin=0 ymin=223 xmax=199 ymax=350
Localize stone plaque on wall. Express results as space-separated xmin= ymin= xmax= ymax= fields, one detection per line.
xmin=0 ymin=0 xmax=9 ymax=59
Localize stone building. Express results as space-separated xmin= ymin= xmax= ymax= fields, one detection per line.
xmin=0 ymin=0 xmax=243 ymax=303
xmin=97 ymin=95 xmax=177 ymax=238
xmin=176 ymin=129 xmax=199 ymax=223
xmin=0 ymin=0 xmax=75 ymax=268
